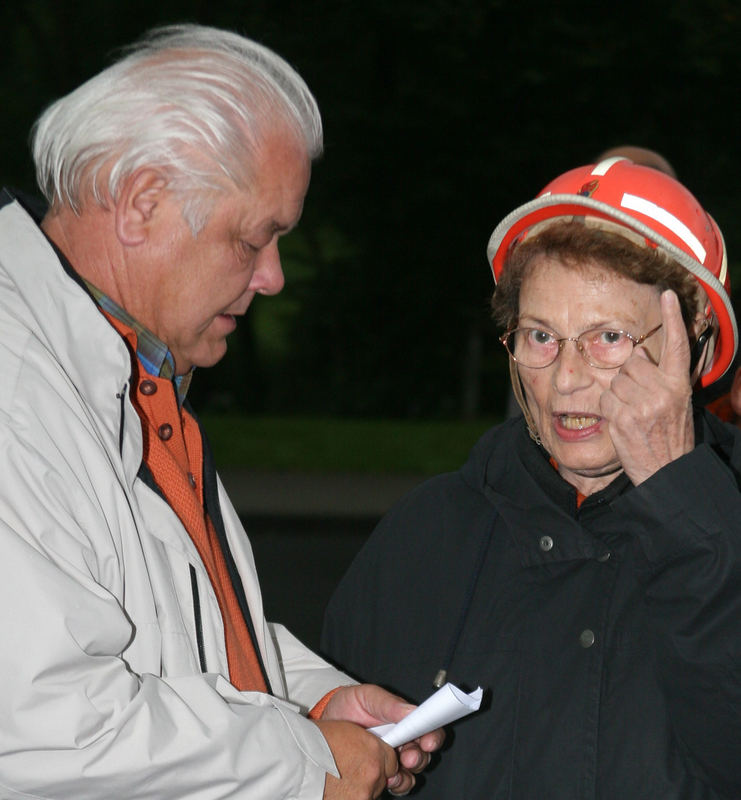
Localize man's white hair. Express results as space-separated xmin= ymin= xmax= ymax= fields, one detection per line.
xmin=32 ymin=24 xmax=322 ymax=230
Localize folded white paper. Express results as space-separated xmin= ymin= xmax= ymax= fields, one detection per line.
xmin=368 ymin=683 xmax=483 ymax=748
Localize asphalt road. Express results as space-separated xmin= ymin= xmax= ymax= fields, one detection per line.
xmin=224 ymin=470 xmax=428 ymax=652
xmin=246 ymin=515 xmax=377 ymax=653
xmin=221 ymin=470 xmax=426 ymax=519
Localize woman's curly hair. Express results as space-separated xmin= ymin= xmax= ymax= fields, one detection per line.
xmin=491 ymin=218 xmax=703 ymax=333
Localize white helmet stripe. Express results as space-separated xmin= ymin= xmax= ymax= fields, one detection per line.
xmin=591 ymin=157 xmax=626 ymax=176
xmin=621 ymin=193 xmax=707 ymax=263
xmin=717 ymin=225 xmax=728 ymax=286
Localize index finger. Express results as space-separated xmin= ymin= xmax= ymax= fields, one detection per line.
xmin=396 ymin=727 xmax=445 ymax=770
xmin=416 ymin=726 xmax=446 ymax=753
xmin=657 ymin=289 xmax=691 ymax=377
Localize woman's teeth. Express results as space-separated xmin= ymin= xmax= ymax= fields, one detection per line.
xmin=560 ymin=415 xmax=598 ymax=430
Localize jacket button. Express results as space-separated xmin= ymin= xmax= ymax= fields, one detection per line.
xmin=539 ymin=535 xmax=554 ymax=552
xmin=188 ymin=472 xmax=197 ymax=489
xmin=597 ymin=551 xmax=611 ymax=562
xmin=140 ymin=380 xmax=157 ymax=395
xmin=579 ymin=629 xmax=595 ymax=648
xmin=158 ymin=423 xmax=173 ymax=441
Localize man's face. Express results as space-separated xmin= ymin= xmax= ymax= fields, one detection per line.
xmin=134 ymin=133 xmax=311 ymax=374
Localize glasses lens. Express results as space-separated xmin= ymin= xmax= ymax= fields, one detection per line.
xmin=509 ymin=328 xmax=558 ymax=368
xmin=579 ymin=329 xmax=633 ymax=368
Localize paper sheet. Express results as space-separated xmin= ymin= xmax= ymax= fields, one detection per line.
xmin=368 ymin=683 xmax=483 ymax=748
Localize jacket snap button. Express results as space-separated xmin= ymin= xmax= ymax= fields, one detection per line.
xmin=579 ymin=629 xmax=595 ymax=648
xmin=539 ymin=535 xmax=554 ymax=552
xmin=158 ymin=423 xmax=173 ymax=441
xmin=140 ymin=379 xmax=157 ymax=395
xmin=597 ymin=551 xmax=611 ymax=562
xmin=188 ymin=472 xmax=197 ymax=489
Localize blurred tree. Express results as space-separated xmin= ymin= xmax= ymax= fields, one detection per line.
xmin=2 ymin=0 xmax=739 ymax=418
xmin=276 ymin=0 xmax=741 ymax=417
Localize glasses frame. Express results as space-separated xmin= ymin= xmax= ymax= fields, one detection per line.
xmin=500 ymin=323 xmax=663 ymax=369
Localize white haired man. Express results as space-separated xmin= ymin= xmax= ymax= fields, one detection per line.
xmin=0 ymin=25 xmax=442 ymax=798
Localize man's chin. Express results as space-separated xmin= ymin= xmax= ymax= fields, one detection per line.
xmin=174 ymin=342 xmax=228 ymax=374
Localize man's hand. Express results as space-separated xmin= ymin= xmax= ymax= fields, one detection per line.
xmin=600 ymin=289 xmax=695 ymax=485
xmin=317 ymin=719 xmax=398 ymax=799
xmin=317 ymin=684 xmax=445 ymax=797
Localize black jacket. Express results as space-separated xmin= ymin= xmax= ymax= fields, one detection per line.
xmin=322 ymin=411 xmax=741 ymax=799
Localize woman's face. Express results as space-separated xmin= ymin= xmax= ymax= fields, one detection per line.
xmin=516 ymin=257 xmax=665 ymax=495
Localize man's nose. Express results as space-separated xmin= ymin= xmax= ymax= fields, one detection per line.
xmin=252 ymin=240 xmax=285 ymax=296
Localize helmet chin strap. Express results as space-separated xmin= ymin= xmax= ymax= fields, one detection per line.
xmin=509 ymin=357 xmax=542 ymax=445
xmin=689 ymin=320 xmax=715 ymax=385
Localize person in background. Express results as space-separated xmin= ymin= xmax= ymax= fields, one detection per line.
xmin=703 ymin=351 xmax=741 ymax=426
xmin=596 ymin=144 xmax=678 ymax=178
xmin=729 ymin=367 xmax=741 ymax=424
xmin=323 ymin=157 xmax=741 ymax=798
xmin=0 ymin=24 xmax=442 ymax=798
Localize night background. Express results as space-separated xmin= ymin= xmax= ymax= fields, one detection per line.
xmin=3 ymin=1 xmax=740 ymax=649
xmin=4 ymin=0 xmax=739 ymax=423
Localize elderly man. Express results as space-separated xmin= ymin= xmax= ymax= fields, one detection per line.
xmin=0 ymin=24 xmax=441 ymax=798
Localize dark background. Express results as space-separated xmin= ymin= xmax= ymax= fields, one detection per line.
xmin=4 ymin=1 xmax=740 ymax=422
xmin=4 ymin=2 xmax=740 ymax=647
xmin=248 ymin=516 xmax=375 ymax=650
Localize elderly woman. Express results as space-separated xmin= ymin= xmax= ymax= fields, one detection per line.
xmin=322 ymin=159 xmax=741 ymax=799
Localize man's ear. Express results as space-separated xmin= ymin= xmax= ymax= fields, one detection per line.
xmin=114 ymin=169 xmax=169 ymax=247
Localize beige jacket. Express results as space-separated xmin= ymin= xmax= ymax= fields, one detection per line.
xmin=0 ymin=195 xmax=354 ymax=799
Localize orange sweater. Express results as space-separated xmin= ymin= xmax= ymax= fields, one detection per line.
xmin=108 ymin=316 xmax=267 ymax=693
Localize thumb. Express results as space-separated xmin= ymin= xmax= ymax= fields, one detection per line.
xmin=325 ymin=684 xmax=415 ymax=727
xmin=657 ymin=289 xmax=690 ymax=377
xmin=363 ymin=685 xmax=416 ymax=725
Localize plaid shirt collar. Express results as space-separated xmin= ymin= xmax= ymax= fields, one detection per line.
xmin=85 ymin=280 xmax=193 ymax=404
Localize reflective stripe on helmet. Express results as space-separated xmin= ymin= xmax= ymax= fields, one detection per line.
xmin=620 ymin=193 xmax=706 ymax=263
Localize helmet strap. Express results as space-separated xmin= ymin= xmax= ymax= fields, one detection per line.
xmin=689 ymin=320 xmax=714 ymax=383
xmin=509 ymin=357 xmax=542 ymax=445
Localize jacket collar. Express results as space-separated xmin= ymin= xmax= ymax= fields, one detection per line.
xmin=460 ymin=410 xmax=735 ymax=569
xmin=0 ymin=192 xmax=143 ymax=483
xmin=461 ymin=417 xmax=624 ymax=566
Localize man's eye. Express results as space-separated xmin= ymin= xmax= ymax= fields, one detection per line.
xmin=240 ymin=240 xmax=259 ymax=255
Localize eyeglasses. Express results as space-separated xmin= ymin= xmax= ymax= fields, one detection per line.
xmin=500 ymin=323 xmax=663 ymax=369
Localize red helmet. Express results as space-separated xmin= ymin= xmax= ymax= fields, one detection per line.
xmin=486 ymin=157 xmax=736 ymax=387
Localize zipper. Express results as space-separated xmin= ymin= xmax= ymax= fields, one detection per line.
xmin=189 ymin=564 xmax=208 ymax=673
xmin=115 ymin=383 xmax=128 ymax=456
